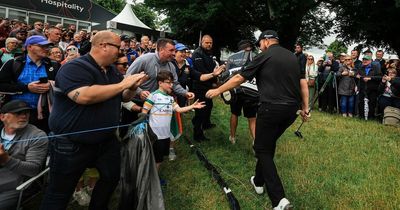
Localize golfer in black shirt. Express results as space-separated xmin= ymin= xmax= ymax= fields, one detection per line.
xmin=206 ymin=30 xmax=309 ymax=210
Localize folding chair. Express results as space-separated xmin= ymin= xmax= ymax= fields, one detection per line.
xmin=15 ymin=157 xmax=50 ymax=210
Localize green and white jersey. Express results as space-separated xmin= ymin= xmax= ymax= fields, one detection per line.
xmin=143 ymin=90 xmax=178 ymax=139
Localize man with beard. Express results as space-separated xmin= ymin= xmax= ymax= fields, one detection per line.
xmin=206 ymin=30 xmax=309 ymax=210
xmin=0 ymin=100 xmax=48 ymax=210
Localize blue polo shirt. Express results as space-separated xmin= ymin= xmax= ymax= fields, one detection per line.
xmin=11 ymin=55 xmax=47 ymax=108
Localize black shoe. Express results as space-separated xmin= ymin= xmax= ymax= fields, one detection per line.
xmin=201 ymin=136 xmax=210 ymax=141
xmin=193 ymin=137 xmax=202 ymax=142
xmin=193 ymin=135 xmax=210 ymax=142
xmin=203 ymin=123 xmax=216 ymax=130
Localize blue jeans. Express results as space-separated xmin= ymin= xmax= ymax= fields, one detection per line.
xmin=40 ymin=135 xmax=121 ymax=210
xmin=340 ymin=95 xmax=355 ymax=114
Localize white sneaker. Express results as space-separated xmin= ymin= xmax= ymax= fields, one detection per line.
xmin=250 ymin=176 xmax=264 ymax=194
xmin=273 ymin=198 xmax=293 ymax=210
xmin=169 ymin=148 xmax=177 ymax=161
xmin=229 ymin=136 xmax=236 ymax=144
xmin=73 ymin=190 xmax=91 ymax=206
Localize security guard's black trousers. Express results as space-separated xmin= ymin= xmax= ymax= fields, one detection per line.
xmin=192 ymin=90 xmax=213 ymax=139
xmin=253 ymin=103 xmax=298 ymax=207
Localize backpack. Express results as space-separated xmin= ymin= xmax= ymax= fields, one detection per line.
xmin=383 ymin=106 xmax=400 ymax=126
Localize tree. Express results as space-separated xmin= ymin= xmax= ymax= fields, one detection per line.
xmin=326 ymin=39 xmax=347 ymax=59
xmin=93 ymin=0 xmax=125 ymax=14
xmin=144 ymin=0 xmax=332 ymax=53
xmin=331 ymin=0 xmax=400 ymax=55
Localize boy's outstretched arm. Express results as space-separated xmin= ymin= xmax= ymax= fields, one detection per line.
xmin=174 ymin=99 xmax=206 ymax=113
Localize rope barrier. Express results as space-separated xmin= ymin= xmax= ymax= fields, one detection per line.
xmin=4 ymin=123 xmax=132 ymax=144
xmin=183 ymin=134 xmax=241 ymax=210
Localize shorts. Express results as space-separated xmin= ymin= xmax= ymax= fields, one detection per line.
xmin=230 ymin=97 xmax=258 ymax=118
xmin=153 ymin=138 xmax=171 ymax=163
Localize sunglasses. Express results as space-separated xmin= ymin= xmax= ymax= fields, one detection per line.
xmin=307 ymin=58 xmax=314 ymax=60
xmin=105 ymin=42 xmax=120 ymax=49
xmin=345 ymin=59 xmax=352 ymax=61
xmin=116 ymin=62 xmax=129 ymax=67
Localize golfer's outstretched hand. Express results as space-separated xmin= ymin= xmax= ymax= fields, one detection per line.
xmin=206 ymin=89 xmax=220 ymax=99
xmin=300 ymin=109 xmax=310 ymax=122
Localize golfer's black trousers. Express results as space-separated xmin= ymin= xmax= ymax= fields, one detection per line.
xmin=253 ymin=103 xmax=298 ymax=207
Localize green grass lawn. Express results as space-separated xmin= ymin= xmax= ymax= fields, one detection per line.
xmin=160 ymin=99 xmax=400 ymax=210
xmin=27 ymin=98 xmax=400 ymax=210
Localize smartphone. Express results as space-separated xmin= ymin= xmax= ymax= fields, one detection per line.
xmin=39 ymin=77 xmax=48 ymax=83
xmin=68 ymin=47 xmax=77 ymax=54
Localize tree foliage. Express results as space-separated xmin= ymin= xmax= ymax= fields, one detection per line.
xmin=326 ymin=39 xmax=347 ymax=58
xmin=331 ymin=0 xmax=400 ymax=54
xmin=144 ymin=0 xmax=333 ymax=52
xmin=143 ymin=0 xmax=400 ymax=55
xmin=92 ymin=0 xmax=125 ymax=14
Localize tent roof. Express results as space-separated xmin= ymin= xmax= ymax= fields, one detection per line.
xmin=111 ymin=4 xmax=151 ymax=29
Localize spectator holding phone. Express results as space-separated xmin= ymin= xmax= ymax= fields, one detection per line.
xmin=61 ymin=44 xmax=80 ymax=65
xmin=318 ymin=51 xmax=339 ymax=113
xmin=378 ymin=64 xmax=400 ymax=113
xmin=0 ymin=35 xmax=59 ymax=132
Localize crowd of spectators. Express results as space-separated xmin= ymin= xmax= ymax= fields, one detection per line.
xmin=1 ymin=16 xmax=399 ymax=209
xmin=297 ymin=43 xmax=400 ymax=121
xmin=0 ymin=17 xmax=217 ymax=209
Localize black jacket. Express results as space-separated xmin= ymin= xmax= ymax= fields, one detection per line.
xmin=191 ymin=47 xmax=217 ymax=91
xmin=356 ymin=62 xmax=382 ymax=92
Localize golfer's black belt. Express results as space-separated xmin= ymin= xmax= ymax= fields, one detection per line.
xmin=259 ymin=101 xmax=298 ymax=106
xmin=184 ymin=135 xmax=241 ymax=210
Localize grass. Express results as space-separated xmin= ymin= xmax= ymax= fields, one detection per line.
xmin=160 ymin=99 xmax=400 ymax=210
xmin=27 ymin=98 xmax=400 ymax=210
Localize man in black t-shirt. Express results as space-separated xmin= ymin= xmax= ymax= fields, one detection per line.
xmin=40 ymin=31 xmax=147 ymax=210
xmin=206 ymin=30 xmax=309 ymax=210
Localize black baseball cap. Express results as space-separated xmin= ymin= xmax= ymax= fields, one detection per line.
xmin=0 ymin=100 xmax=32 ymax=114
xmin=257 ymin=30 xmax=279 ymax=44
xmin=120 ymin=34 xmax=131 ymax=41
